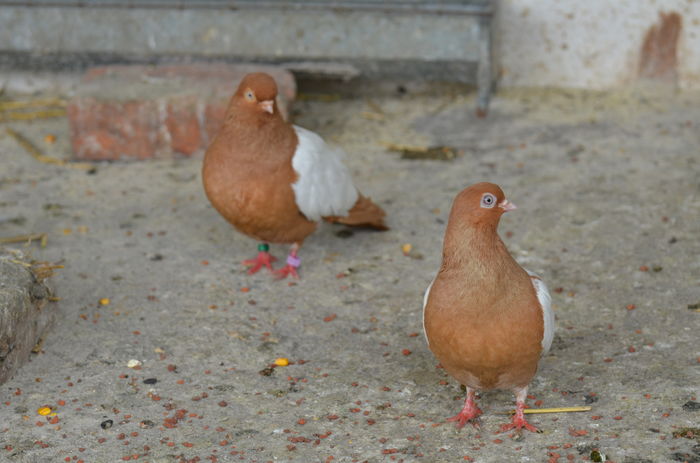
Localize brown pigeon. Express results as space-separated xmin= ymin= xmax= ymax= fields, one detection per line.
xmin=423 ymin=182 xmax=554 ymax=432
xmin=202 ymin=72 xmax=387 ymax=278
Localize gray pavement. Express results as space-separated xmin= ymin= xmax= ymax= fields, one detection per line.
xmin=1 ymin=80 xmax=699 ymax=462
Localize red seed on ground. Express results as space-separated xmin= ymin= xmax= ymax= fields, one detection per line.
xmin=323 ymin=314 xmax=337 ymax=322
xmin=401 ymin=349 xmax=412 ymax=356
xmin=613 ymin=416 xmax=623 ymax=420
xmin=626 ymin=304 xmax=636 ymax=310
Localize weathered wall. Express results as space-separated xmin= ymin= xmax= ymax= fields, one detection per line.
xmin=0 ymin=1 xmax=698 ymax=90
xmin=495 ymin=0 xmax=700 ymax=89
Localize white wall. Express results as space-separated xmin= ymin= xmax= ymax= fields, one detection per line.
xmin=496 ymin=0 xmax=700 ymax=90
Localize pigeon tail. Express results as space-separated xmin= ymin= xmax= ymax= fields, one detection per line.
xmin=324 ymin=194 xmax=389 ymax=231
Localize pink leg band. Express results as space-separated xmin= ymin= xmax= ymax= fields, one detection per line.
xmin=286 ymin=254 xmax=301 ymax=268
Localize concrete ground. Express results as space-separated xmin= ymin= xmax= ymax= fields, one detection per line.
xmin=1 ymin=76 xmax=699 ymax=463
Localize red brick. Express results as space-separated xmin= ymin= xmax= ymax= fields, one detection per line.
xmin=68 ymin=64 xmax=295 ymax=160
xmin=165 ymin=96 xmax=202 ymax=157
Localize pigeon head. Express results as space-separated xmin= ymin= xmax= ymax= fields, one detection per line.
xmin=451 ymin=182 xmax=516 ymax=229
xmin=235 ymin=73 xmax=279 ymax=115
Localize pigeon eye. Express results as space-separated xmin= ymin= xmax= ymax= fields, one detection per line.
xmin=245 ymin=90 xmax=255 ymax=101
xmin=480 ymin=193 xmax=496 ymax=208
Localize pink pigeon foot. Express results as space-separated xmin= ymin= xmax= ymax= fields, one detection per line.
xmin=274 ymin=252 xmax=300 ymax=279
xmin=500 ymin=402 xmax=540 ymax=433
xmin=242 ymin=244 xmax=276 ymax=274
xmin=447 ymin=389 xmax=483 ymax=428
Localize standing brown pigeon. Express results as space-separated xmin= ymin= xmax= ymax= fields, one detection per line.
xmin=423 ymin=182 xmax=554 ymax=432
xmin=202 ymin=72 xmax=387 ymax=278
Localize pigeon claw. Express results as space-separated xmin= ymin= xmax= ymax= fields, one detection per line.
xmin=273 ymin=264 xmax=299 ymax=279
xmin=500 ymin=413 xmax=540 ymax=433
xmin=446 ymin=405 xmax=483 ymax=429
xmin=242 ymin=251 xmax=276 ymax=274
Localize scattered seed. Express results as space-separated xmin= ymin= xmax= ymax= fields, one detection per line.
xmin=274 ymin=358 xmax=290 ymax=367
xmin=127 ymin=359 xmax=142 ymax=369
xmin=139 ymin=420 xmax=155 ymax=429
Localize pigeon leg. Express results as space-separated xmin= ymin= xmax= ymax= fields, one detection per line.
xmin=447 ymin=387 xmax=483 ymax=428
xmin=274 ymin=243 xmax=301 ymax=279
xmin=500 ymin=387 xmax=540 ymax=433
xmin=242 ymin=243 xmax=277 ymax=274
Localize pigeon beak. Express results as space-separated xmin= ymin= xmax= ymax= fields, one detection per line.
xmin=259 ymin=100 xmax=274 ymax=114
xmin=498 ymin=199 xmax=517 ymax=212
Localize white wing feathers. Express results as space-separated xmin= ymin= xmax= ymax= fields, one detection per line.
xmin=421 ymin=278 xmax=435 ymax=347
xmin=526 ymin=269 xmax=555 ymax=354
xmin=291 ymin=125 xmax=359 ymax=222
